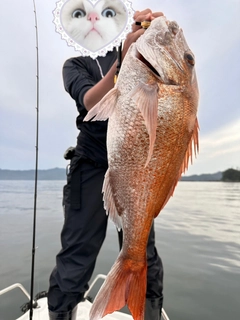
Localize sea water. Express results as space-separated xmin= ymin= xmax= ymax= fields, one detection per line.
xmin=0 ymin=180 xmax=239 ymax=320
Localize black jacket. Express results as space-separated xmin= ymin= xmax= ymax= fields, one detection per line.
xmin=62 ymin=50 xmax=117 ymax=167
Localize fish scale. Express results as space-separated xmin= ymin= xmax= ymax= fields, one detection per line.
xmin=84 ymin=15 xmax=199 ymax=320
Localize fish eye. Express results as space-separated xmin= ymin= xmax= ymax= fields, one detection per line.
xmin=102 ymin=8 xmax=116 ymax=18
xmin=184 ymin=53 xmax=195 ymax=66
xmin=72 ymin=9 xmax=86 ymax=18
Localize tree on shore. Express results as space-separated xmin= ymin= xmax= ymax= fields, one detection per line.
xmin=222 ymin=169 xmax=240 ymax=182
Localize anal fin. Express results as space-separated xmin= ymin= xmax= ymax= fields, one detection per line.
xmin=103 ymin=170 xmax=122 ymax=229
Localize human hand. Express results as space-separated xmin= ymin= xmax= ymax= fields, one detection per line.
xmin=122 ymin=9 xmax=164 ymax=59
xmin=151 ymin=12 xmax=165 ymax=19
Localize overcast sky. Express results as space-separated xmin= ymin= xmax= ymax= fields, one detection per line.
xmin=0 ymin=0 xmax=239 ymax=175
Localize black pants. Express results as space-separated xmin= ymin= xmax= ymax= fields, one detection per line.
xmin=48 ymin=156 xmax=163 ymax=312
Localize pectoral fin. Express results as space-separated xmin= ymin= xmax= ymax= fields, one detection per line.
xmin=83 ymin=88 xmax=119 ymax=122
xmin=129 ymin=82 xmax=159 ymax=167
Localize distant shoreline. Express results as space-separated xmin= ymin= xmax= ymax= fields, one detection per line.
xmin=0 ymin=168 xmax=66 ymax=181
xmin=0 ymin=168 xmax=239 ymax=182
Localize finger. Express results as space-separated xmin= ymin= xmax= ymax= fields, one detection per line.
xmin=125 ymin=27 xmax=145 ymax=46
xmin=133 ymin=8 xmax=152 ymax=20
xmin=132 ymin=13 xmax=152 ymax=32
xmin=132 ymin=12 xmax=164 ymax=32
xmin=151 ymin=12 xmax=164 ymax=19
xmin=122 ymin=28 xmax=145 ymax=59
xmin=134 ymin=12 xmax=152 ymax=22
xmin=129 ymin=27 xmax=145 ymax=43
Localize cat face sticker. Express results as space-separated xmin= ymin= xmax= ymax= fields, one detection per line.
xmin=53 ymin=0 xmax=134 ymax=58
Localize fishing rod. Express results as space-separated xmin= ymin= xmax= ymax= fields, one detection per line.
xmin=29 ymin=0 xmax=40 ymax=319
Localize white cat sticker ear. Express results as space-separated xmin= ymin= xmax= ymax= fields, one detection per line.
xmin=53 ymin=0 xmax=134 ymax=59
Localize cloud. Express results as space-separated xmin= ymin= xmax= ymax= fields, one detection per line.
xmin=185 ymin=118 xmax=240 ymax=175
xmin=202 ymin=119 xmax=240 ymax=147
xmin=0 ymin=0 xmax=239 ymax=173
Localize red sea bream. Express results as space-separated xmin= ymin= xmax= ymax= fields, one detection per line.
xmin=84 ymin=15 xmax=199 ymax=320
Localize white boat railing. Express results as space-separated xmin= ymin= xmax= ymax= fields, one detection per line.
xmin=162 ymin=308 xmax=170 ymax=320
xmin=84 ymin=273 xmax=107 ymax=298
xmin=0 ymin=276 xmax=170 ymax=320
xmin=0 ymin=283 xmax=30 ymax=300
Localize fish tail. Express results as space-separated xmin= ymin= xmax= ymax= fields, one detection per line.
xmin=89 ymin=253 xmax=147 ymax=320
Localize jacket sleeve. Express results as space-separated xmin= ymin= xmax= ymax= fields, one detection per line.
xmin=62 ymin=57 xmax=96 ymax=110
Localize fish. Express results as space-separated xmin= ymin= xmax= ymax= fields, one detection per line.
xmin=84 ymin=15 xmax=199 ymax=320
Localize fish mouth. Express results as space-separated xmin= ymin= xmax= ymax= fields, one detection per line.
xmin=135 ymin=50 xmax=161 ymax=78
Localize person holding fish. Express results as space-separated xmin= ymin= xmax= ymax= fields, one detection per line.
xmin=48 ymin=9 xmax=164 ymax=320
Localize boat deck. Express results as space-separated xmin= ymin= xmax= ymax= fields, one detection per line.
xmin=17 ymin=297 xmax=132 ymax=320
xmin=0 ymin=274 xmax=169 ymax=320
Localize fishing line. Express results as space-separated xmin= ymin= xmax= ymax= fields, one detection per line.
xmin=29 ymin=0 xmax=40 ymax=319
xmin=114 ymin=43 xmax=122 ymax=84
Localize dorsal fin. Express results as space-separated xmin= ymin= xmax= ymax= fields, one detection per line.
xmin=155 ymin=118 xmax=199 ymax=216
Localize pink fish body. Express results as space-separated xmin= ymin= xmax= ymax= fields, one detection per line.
xmin=84 ymin=16 xmax=199 ymax=320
